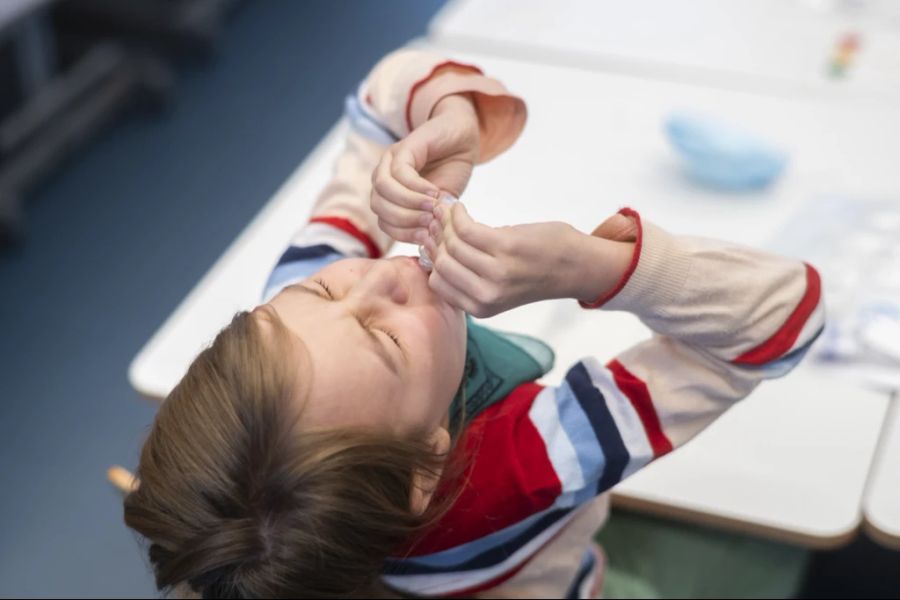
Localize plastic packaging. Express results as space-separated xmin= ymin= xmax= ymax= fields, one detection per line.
xmin=418 ymin=193 xmax=457 ymax=271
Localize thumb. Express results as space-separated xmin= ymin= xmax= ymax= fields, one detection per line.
xmin=591 ymin=213 xmax=638 ymax=242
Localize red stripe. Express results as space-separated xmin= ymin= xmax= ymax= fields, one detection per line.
xmin=733 ymin=263 xmax=821 ymax=366
xmin=308 ymin=216 xmax=381 ymax=259
xmin=404 ymin=383 xmax=561 ymax=555
xmin=580 ymin=207 xmax=643 ymax=309
xmin=607 ymin=359 xmax=673 ymax=458
xmin=404 ymin=60 xmax=484 ymax=132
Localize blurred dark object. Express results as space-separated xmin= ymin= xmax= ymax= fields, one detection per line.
xmin=0 ymin=0 xmax=236 ymax=249
xmin=799 ymin=531 xmax=900 ymax=599
xmin=54 ymin=0 xmax=237 ymax=60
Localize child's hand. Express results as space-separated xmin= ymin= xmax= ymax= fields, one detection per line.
xmin=370 ymin=94 xmax=480 ymax=243
xmin=421 ymin=203 xmax=635 ymax=318
xmin=421 ymin=202 xmax=577 ymax=317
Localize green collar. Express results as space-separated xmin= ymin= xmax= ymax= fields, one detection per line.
xmin=449 ymin=318 xmax=555 ymax=431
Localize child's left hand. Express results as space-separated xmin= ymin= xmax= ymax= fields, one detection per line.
xmin=421 ymin=203 xmax=635 ymax=317
xmin=420 ymin=203 xmax=576 ymax=318
xmin=370 ymin=94 xmax=480 ymax=244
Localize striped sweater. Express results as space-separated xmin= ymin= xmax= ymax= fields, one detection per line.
xmin=262 ymin=49 xmax=825 ymax=598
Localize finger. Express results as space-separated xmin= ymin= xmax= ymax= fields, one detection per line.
xmin=428 ymin=270 xmax=478 ymax=314
xmin=442 ymin=229 xmax=499 ymax=280
xmin=428 ymin=218 xmax=444 ymax=246
xmin=592 ymin=213 xmax=638 ymax=242
xmin=432 ymin=247 xmax=491 ymax=302
xmin=372 ymin=189 xmax=434 ymax=229
xmin=372 ymin=152 xmax=436 ymax=212
xmin=423 ymin=235 xmax=438 ymax=259
xmin=435 ymin=203 xmax=499 ymax=253
xmin=392 ymin=145 xmax=440 ymax=198
xmin=377 ymin=218 xmax=419 ymax=244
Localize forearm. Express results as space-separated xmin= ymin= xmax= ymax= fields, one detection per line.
xmin=431 ymin=93 xmax=478 ymax=126
xmin=301 ymin=128 xmax=390 ymax=258
xmin=365 ymin=48 xmax=526 ymax=162
xmin=579 ymin=209 xmax=824 ymax=369
xmin=310 ymin=93 xmax=480 ymax=251
xmin=557 ymin=226 xmax=635 ymax=304
xmin=310 ymin=52 xmax=514 ymax=249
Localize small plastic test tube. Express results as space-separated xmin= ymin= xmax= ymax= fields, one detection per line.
xmin=418 ymin=193 xmax=457 ymax=271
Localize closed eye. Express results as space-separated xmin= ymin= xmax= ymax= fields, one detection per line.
xmin=377 ymin=327 xmax=407 ymax=365
xmin=377 ymin=328 xmax=402 ymax=349
xmin=313 ymin=278 xmax=404 ymax=359
xmin=314 ymin=278 xmax=334 ymax=299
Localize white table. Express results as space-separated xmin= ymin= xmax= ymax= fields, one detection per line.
xmin=430 ymin=0 xmax=900 ymax=103
xmin=130 ymin=49 xmax=897 ymax=547
xmin=864 ymin=397 xmax=900 ymax=549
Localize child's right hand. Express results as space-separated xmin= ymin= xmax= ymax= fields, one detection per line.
xmin=370 ymin=94 xmax=480 ymax=244
xmin=422 ymin=203 xmax=635 ymax=317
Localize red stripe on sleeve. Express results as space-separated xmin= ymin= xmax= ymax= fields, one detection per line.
xmin=404 ymin=60 xmax=484 ymax=132
xmin=733 ymin=263 xmax=821 ymax=366
xmin=580 ymin=207 xmax=643 ymax=309
xmin=405 ymin=383 xmax=561 ymax=556
xmin=308 ymin=216 xmax=381 ymax=259
xmin=607 ymin=359 xmax=673 ymax=457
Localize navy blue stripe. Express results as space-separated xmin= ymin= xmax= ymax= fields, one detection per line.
xmin=383 ymin=507 xmax=575 ymax=575
xmin=565 ymin=548 xmax=597 ymax=599
xmin=741 ymin=324 xmax=825 ymax=373
xmin=565 ymin=363 xmax=630 ymax=494
xmin=771 ymin=324 xmax=824 ymax=365
xmin=276 ymin=244 xmax=340 ymax=266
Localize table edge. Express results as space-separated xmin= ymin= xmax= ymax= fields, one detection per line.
xmin=611 ymin=491 xmax=860 ymax=549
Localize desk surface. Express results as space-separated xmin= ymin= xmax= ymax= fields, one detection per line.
xmin=130 ymin=49 xmax=897 ymax=546
xmin=430 ymin=0 xmax=900 ymax=102
xmin=864 ymin=398 xmax=900 ymax=549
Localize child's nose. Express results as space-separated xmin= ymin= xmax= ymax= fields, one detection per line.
xmin=350 ymin=260 xmax=409 ymax=307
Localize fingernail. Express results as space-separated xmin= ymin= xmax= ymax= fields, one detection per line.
xmin=414 ymin=229 xmax=427 ymax=243
xmin=433 ymin=205 xmax=444 ymax=219
xmin=421 ymin=200 xmax=434 ymax=211
xmin=427 ymin=189 xmax=440 ymax=199
xmin=429 ymin=220 xmax=441 ymax=237
xmin=419 ymin=212 xmax=433 ymax=227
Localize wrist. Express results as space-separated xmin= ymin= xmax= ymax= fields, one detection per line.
xmin=560 ymin=227 xmax=635 ymax=305
xmin=431 ymin=93 xmax=479 ymax=131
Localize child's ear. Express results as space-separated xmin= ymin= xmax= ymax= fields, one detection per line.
xmin=409 ymin=427 xmax=451 ymax=516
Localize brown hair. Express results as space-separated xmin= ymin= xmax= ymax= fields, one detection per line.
xmin=124 ymin=311 xmax=461 ymax=598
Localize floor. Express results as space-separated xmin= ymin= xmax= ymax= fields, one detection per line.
xmin=0 ymin=1 xmax=897 ymax=597
xmin=0 ymin=1 xmax=443 ymax=596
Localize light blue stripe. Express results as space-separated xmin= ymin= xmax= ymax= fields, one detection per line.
xmin=399 ymin=503 xmax=570 ymax=569
xmin=261 ymin=253 xmax=343 ymax=301
xmin=551 ymin=485 xmax=598 ymax=511
xmin=742 ymin=326 xmax=823 ymax=377
xmin=345 ymin=94 xmax=398 ymax=146
xmin=753 ymin=346 xmax=811 ymax=377
xmin=572 ymin=484 xmax=599 ymax=506
xmin=401 ymin=382 xmax=608 ymax=571
xmin=554 ymin=378 xmax=608 ymax=486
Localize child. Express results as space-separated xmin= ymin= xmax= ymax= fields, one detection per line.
xmin=123 ymin=49 xmax=824 ymax=598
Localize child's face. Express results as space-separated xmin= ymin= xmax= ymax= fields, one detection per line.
xmin=261 ymin=256 xmax=467 ymax=436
